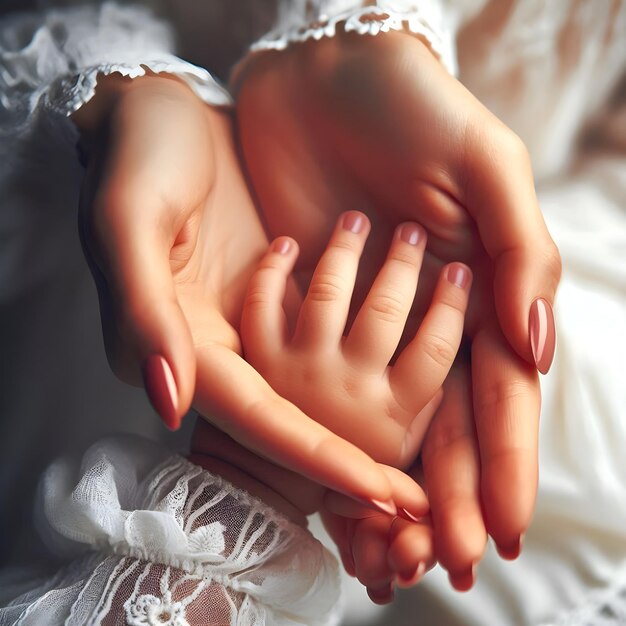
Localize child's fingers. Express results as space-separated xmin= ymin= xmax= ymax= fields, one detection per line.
xmin=324 ymin=465 xmax=429 ymax=522
xmin=352 ymin=515 xmax=395 ymax=593
xmin=320 ymin=509 xmax=356 ymax=577
xmin=390 ymin=262 xmax=472 ymax=414
xmin=292 ymin=211 xmax=370 ymax=350
xmin=388 ymin=518 xmax=435 ymax=589
xmin=344 ymin=222 xmax=426 ymax=371
xmin=241 ymin=237 xmax=299 ymax=363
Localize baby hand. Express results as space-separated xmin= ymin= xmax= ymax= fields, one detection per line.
xmin=241 ymin=211 xmax=472 ymax=468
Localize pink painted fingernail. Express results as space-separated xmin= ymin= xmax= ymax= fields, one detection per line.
xmin=342 ymin=211 xmax=366 ymax=234
xmin=368 ymin=584 xmax=395 ymax=605
xmin=272 ymin=238 xmax=292 ymax=255
xmin=142 ymin=355 xmax=180 ymax=431
xmin=397 ymin=223 xmax=423 ymax=245
xmin=446 ymin=263 xmax=471 ymax=289
xmin=399 ymin=507 xmax=421 ymax=523
xmin=448 ymin=563 xmax=476 ymax=592
xmin=497 ymin=533 xmax=524 ymax=560
xmin=529 ymin=298 xmax=556 ymax=374
xmin=368 ymin=498 xmax=397 ymax=516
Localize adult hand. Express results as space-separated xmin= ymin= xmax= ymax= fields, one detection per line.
xmin=235 ymin=31 xmax=561 ymax=585
xmin=74 ymin=73 xmax=397 ymax=508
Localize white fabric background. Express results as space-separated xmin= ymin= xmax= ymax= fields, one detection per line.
xmin=0 ymin=1 xmax=625 ymax=624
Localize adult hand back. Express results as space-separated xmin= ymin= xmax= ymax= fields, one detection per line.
xmin=235 ymin=31 xmax=561 ymax=584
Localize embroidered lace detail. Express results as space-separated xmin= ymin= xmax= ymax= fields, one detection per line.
xmin=0 ymin=3 xmax=230 ymax=141
xmin=251 ymin=1 xmax=456 ymax=75
xmin=0 ymin=436 xmax=340 ymax=626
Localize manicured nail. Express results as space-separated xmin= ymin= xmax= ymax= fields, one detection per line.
xmin=446 ymin=263 xmax=471 ymax=289
xmin=342 ymin=211 xmax=366 ymax=234
xmin=496 ymin=534 xmax=524 ymax=560
xmin=448 ymin=563 xmax=476 ymax=592
xmin=398 ymin=507 xmax=421 ymax=523
xmin=142 ymin=355 xmax=179 ymax=430
xmin=396 ymin=561 xmax=426 ymax=588
xmin=368 ymin=498 xmax=397 ymax=516
xmin=368 ymin=584 xmax=395 ymax=605
xmin=529 ymin=298 xmax=556 ymax=374
xmin=397 ymin=223 xmax=423 ymax=245
xmin=272 ymin=238 xmax=292 ymax=255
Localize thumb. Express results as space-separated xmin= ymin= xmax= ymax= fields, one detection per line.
xmin=80 ymin=184 xmax=196 ymax=430
xmin=462 ymin=126 xmax=561 ymax=373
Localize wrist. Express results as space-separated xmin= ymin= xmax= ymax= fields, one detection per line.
xmin=71 ymin=72 xmax=196 ymax=135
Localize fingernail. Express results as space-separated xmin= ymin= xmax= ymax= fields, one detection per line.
xmin=397 ymin=223 xmax=423 ymax=245
xmin=398 ymin=507 xmax=421 ymax=523
xmin=396 ymin=561 xmax=426 ymax=588
xmin=368 ymin=498 xmax=397 ymax=516
xmin=496 ymin=533 xmax=524 ymax=560
xmin=446 ymin=263 xmax=471 ymax=289
xmin=342 ymin=211 xmax=366 ymax=234
xmin=529 ymin=298 xmax=556 ymax=374
xmin=368 ymin=584 xmax=395 ymax=604
xmin=142 ymin=355 xmax=180 ymax=430
xmin=272 ymin=238 xmax=292 ymax=255
xmin=448 ymin=563 xmax=476 ymax=592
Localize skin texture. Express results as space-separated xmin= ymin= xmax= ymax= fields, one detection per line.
xmin=75 ymin=73 xmax=404 ymax=511
xmin=239 ymin=212 xmax=472 ymax=600
xmin=234 ymin=31 xmax=561 ymax=584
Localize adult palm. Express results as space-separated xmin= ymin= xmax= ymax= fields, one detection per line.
xmin=76 ymin=74 xmax=395 ymax=508
xmin=235 ymin=31 xmax=561 ymax=582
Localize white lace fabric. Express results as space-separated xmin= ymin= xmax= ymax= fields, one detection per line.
xmin=0 ymin=436 xmax=341 ymax=626
xmin=0 ymin=2 xmax=230 ymax=140
xmin=251 ymin=0 xmax=456 ymax=75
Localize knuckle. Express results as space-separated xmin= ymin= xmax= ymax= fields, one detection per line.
xmin=420 ymin=333 xmax=459 ymax=369
xmin=473 ymin=379 xmax=530 ymax=419
xmin=388 ymin=249 xmax=419 ymax=270
xmin=307 ymin=272 xmax=348 ymax=303
xmin=543 ymin=241 xmax=563 ymax=282
xmin=244 ymin=287 xmax=272 ymax=311
xmin=368 ymin=290 xmax=408 ymax=323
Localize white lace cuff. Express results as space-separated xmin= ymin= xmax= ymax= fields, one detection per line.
xmin=252 ymin=1 xmax=456 ymax=75
xmin=0 ymin=3 xmax=231 ymax=138
xmin=0 ymin=436 xmax=341 ymax=626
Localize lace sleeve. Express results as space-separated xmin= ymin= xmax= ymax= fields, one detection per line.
xmin=0 ymin=2 xmax=231 ymax=138
xmin=0 ymin=436 xmax=341 ymax=626
xmin=251 ymin=0 xmax=457 ymax=75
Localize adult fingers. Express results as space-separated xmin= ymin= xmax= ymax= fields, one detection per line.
xmin=79 ymin=171 xmax=196 ymax=430
xmin=193 ymin=342 xmax=396 ymax=509
xmin=462 ymin=123 xmax=561 ymax=372
xmin=324 ymin=464 xmax=429 ymax=523
xmin=421 ymin=363 xmax=487 ymax=591
xmin=472 ymin=323 xmax=540 ymax=556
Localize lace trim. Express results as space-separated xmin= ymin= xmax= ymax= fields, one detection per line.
xmin=251 ymin=3 xmax=456 ymax=75
xmin=46 ymin=58 xmax=232 ymax=121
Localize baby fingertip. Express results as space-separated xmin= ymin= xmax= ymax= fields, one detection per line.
xmin=271 ymin=236 xmax=295 ymax=255
xmin=445 ymin=262 xmax=472 ymax=289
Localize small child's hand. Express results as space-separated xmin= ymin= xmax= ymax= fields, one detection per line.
xmin=322 ymin=465 xmax=436 ymax=603
xmin=241 ymin=211 xmax=472 ymax=468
